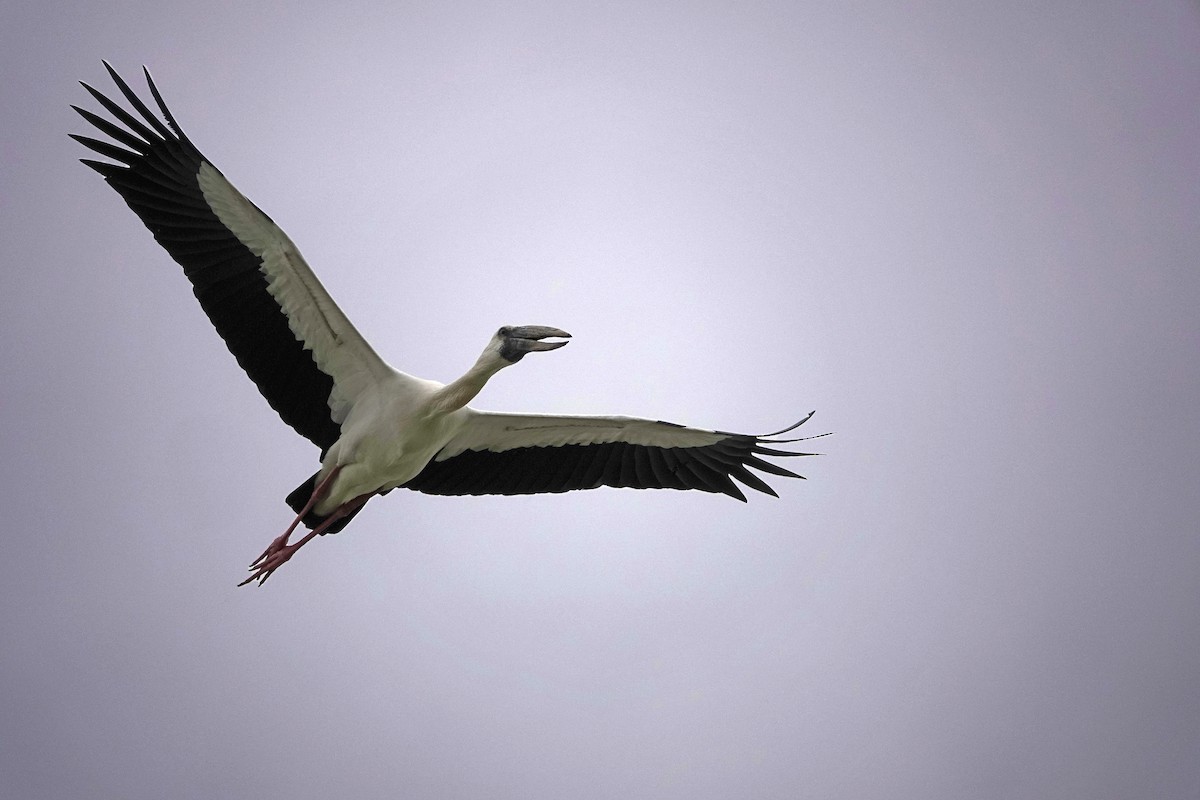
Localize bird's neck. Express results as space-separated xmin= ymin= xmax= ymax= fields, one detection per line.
xmin=431 ymin=354 xmax=505 ymax=413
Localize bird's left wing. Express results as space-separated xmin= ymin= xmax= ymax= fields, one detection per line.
xmin=71 ymin=63 xmax=394 ymax=453
xmin=403 ymin=410 xmax=824 ymax=501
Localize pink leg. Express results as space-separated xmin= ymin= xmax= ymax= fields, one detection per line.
xmin=238 ymin=491 xmax=372 ymax=587
xmin=248 ymin=466 xmax=343 ymax=569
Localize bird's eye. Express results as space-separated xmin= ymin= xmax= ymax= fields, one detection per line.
xmin=497 ymin=326 xmax=510 ymax=337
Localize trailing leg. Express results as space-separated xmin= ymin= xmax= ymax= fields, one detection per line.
xmin=247 ymin=466 xmax=342 ymax=571
xmin=238 ymin=491 xmax=372 ymax=587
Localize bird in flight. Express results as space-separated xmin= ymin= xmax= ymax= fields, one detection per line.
xmin=72 ymin=63 xmax=826 ymax=586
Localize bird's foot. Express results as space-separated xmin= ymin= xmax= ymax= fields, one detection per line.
xmin=237 ymin=492 xmax=371 ymax=588
xmin=239 ymin=536 xmax=310 ymax=587
xmin=240 ymin=526 xmax=323 ymax=587
xmin=239 ymin=466 xmax=346 ymax=587
xmin=248 ymin=533 xmax=292 ymax=569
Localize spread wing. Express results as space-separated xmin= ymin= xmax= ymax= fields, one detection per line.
xmin=71 ymin=63 xmax=396 ymax=452
xmin=404 ymin=410 xmax=824 ymax=501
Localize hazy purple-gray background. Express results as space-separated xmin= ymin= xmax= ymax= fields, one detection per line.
xmin=3 ymin=2 xmax=1198 ymax=798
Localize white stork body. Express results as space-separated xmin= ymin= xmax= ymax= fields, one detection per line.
xmin=72 ymin=63 xmax=824 ymax=585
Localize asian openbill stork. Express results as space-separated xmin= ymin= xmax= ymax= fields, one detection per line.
xmin=72 ymin=63 xmax=826 ymax=586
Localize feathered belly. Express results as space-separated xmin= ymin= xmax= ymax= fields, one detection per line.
xmin=312 ymin=414 xmax=459 ymax=514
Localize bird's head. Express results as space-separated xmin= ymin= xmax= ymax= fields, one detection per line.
xmin=492 ymin=325 xmax=571 ymax=363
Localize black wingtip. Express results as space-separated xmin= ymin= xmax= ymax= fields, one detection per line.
xmin=69 ymin=133 xmax=139 ymax=164
xmin=77 ymin=75 xmax=161 ymax=145
xmin=720 ymin=478 xmax=749 ymax=502
xmin=99 ymin=60 xmax=174 ymax=141
xmin=101 ymin=60 xmax=121 ymax=85
xmin=79 ymin=158 xmax=123 ymax=177
xmin=761 ymin=431 xmax=833 ymax=445
xmin=142 ymin=64 xmax=189 ymax=143
xmin=761 ymin=411 xmax=816 ymax=438
xmin=744 ymin=455 xmax=802 ymax=480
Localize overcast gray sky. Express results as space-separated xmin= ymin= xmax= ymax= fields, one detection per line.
xmin=2 ymin=2 xmax=1199 ymax=798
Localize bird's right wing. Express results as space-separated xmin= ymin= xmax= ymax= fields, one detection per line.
xmin=404 ymin=410 xmax=825 ymax=501
xmin=71 ymin=63 xmax=396 ymax=453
